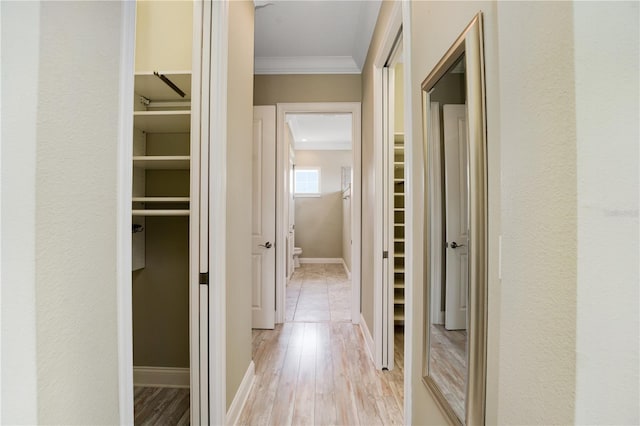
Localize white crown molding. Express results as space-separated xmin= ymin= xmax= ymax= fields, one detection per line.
xmin=254 ymin=56 xmax=361 ymax=75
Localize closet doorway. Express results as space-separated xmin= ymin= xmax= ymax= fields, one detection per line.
xmin=274 ymin=103 xmax=362 ymax=326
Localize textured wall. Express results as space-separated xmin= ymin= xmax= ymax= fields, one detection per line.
xmin=34 ymin=2 xmax=123 ymax=423
xmin=294 ymin=150 xmax=351 ymax=259
xmin=254 ymin=74 xmax=361 ymax=105
xmin=226 ymin=0 xmax=255 ymax=409
xmin=573 ymin=2 xmax=639 ymax=423
xmin=496 ymin=2 xmax=577 ymax=423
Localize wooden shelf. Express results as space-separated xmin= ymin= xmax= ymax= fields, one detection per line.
xmin=134 ymin=111 xmax=190 ymax=133
xmin=133 ymin=156 xmax=190 ymax=170
xmin=394 ymin=297 xmax=405 ymax=304
xmin=132 ymin=197 xmax=190 ymax=203
xmin=134 ymin=72 xmax=191 ymax=101
xmin=394 ymin=313 xmax=405 ymax=321
xmin=394 ymin=238 xmax=404 ymax=243
xmin=132 ymin=209 xmax=189 ymax=217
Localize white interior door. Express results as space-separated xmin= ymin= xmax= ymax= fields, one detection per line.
xmin=443 ymin=104 xmax=468 ymax=331
xmin=252 ymin=106 xmax=276 ymax=329
xmin=286 ymin=124 xmax=296 ymax=280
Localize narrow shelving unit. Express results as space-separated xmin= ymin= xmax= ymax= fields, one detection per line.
xmin=393 ymin=133 xmax=405 ymax=325
xmin=132 ymin=71 xmax=192 ymax=267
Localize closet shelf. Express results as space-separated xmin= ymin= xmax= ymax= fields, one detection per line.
xmin=132 ymin=197 xmax=190 ymax=203
xmin=134 ymin=72 xmax=191 ymax=101
xmin=394 ymin=313 xmax=405 ymax=321
xmin=132 ymin=209 xmax=190 ymax=217
xmin=133 ymin=156 xmax=190 ymax=170
xmin=394 ymin=297 xmax=405 ymax=304
xmin=134 ymin=111 xmax=191 ymax=133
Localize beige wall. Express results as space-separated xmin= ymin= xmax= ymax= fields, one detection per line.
xmin=393 ymin=62 xmax=404 ymax=134
xmin=226 ymin=0 xmax=255 ymax=410
xmin=360 ymin=0 xmax=394 ymax=336
xmin=294 ymin=150 xmax=351 ymax=259
xmin=135 ymin=0 xmax=192 ymax=73
xmin=254 ymin=74 xmax=361 ymax=105
xmin=34 ymin=1 xmax=123 ymax=422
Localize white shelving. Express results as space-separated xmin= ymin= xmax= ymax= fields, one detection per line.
xmin=131 ymin=71 xmax=192 ymax=249
xmin=133 ymin=155 xmax=190 ymax=170
xmin=394 ymin=134 xmax=405 ymax=324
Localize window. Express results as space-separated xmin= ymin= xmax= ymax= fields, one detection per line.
xmin=294 ymin=167 xmax=321 ymax=197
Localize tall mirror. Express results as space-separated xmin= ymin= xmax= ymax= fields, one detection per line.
xmin=421 ymin=13 xmax=487 ymax=425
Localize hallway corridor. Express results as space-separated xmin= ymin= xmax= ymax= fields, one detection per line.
xmin=238 ymin=264 xmax=404 ymax=425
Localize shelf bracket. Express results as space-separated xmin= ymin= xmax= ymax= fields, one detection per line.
xmin=154 ymin=71 xmax=186 ymax=98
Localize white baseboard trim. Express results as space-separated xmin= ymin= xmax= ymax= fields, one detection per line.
xmin=299 ymin=257 xmax=343 ymax=264
xmin=359 ymin=313 xmax=375 ymax=365
xmin=341 ymin=258 xmax=351 ymax=278
xmin=226 ymin=361 xmax=255 ymax=426
xmin=133 ymin=366 xmax=189 ymax=388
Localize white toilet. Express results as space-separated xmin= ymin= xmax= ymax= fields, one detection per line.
xmin=293 ymin=247 xmax=302 ymax=268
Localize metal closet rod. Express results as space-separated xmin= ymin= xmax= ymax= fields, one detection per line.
xmin=153 ymin=71 xmax=186 ymax=98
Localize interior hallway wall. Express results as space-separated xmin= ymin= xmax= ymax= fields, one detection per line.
xmin=2 ymin=1 xmax=127 ymax=423
xmin=294 ymin=150 xmax=351 ymax=260
xmin=254 ymin=74 xmax=361 ymax=105
xmin=226 ymin=0 xmax=255 ymax=410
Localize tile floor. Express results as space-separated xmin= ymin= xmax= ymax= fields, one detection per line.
xmin=286 ymin=263 xmax=351 ymax=322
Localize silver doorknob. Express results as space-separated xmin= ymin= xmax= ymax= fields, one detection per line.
xmin=450 ymin=241 xmax=465 ymax=249
xmin=259 ymin=241 xmax=272 ymax=249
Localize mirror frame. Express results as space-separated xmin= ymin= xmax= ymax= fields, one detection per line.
xmin=420 ymin=13 xmax=488 ymax=425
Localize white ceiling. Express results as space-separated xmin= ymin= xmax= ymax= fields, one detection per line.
xmin=286 ymin=113 xmax=352 ymax=150
xmin=254 ymin=0 xmax=382 ymax=74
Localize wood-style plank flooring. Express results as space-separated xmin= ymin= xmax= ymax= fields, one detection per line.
xmin=429 ymin=324 xmax=466 ymax=420
xmin=240 ymin=264 xmax=404 ymax=426
xmin=134 ymin=386 xmax=189 ymax=425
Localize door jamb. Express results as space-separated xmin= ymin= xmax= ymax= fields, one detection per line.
xmin=116 ymin=2 xmax=136 ymax=423
xmin=373 ymin=1 xmax=403 ymax=371
xmin=275 ymin=102 xmax=362 ymax=325
xmin=115 ymin=1 xmax=230 ymax=424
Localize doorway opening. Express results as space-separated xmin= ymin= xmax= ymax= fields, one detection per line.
xmin=275 ymin=103 xmax=362 ymax=326
xmin=285 ymin=112 xmax=354 ymax=322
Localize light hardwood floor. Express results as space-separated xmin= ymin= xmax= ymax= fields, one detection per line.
xmin=239 ymin=263 xmax=404 ymax=426
xmin=134 ymin=386 xmax=189 ymax=425
xmin=429 ymin=324 xmax=467 ymax=420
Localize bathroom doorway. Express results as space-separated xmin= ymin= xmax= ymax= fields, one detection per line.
xmin=285 ymin=112 xmax=354 ymax=322
xmin=275 ymin=103 xmax=362 ymax=325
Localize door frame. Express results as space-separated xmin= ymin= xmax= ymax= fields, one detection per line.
xmin=372 ymin=0 xmax=414 ymax=423
xmin=275 ymin=102 xmax=362 ymax=325
xmin=115 ymin=1 xmax=230 ymax=424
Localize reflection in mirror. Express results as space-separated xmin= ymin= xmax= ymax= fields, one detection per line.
xmin=421 ymin=13 xmax=487 ymax=426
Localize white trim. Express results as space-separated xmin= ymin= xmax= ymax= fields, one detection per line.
xmin=209 ymin=1 xmax=229 ymax=424
xmin=133 ymin=367 xmax=190 ymax=388
xmin=225 ymin=361 xmax=255 ymax=426
xmin=299 ymin=257 xmax=343 ymax=264
xmin=359 ymin=314 xmax=375 ymax=365
xmin=342 ymin=259 xmax=351 ymax=279
xmin=116 ymin=2 xmax=136 ymax=424
xmin=276 ymin=102 xmax=362 ymax=327
xmin=255 ymin=56 xmax=360 ymax=75
xmin=190 ymin=1 xmax=204 ymax=423
xmin=372 ymin=1 xmax=403 ymax=372
xmin=401 ymin=1 xmax=414 ymax=424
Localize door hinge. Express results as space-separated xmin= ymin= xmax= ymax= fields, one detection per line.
xmin=199 ymin=272 xmax=209 ymax=285
xmin=383 ymin=251 xmax=389 ymax=259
